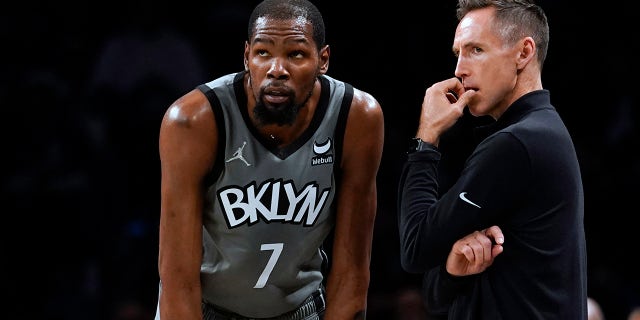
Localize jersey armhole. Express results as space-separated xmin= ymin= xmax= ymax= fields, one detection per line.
xmin=197 ymin=84 xmax=226 ymax=187
xmin=333 ymin=83 xmax=353 ymax=179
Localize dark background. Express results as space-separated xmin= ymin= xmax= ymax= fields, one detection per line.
xmin=2 ymin=1 xmax=638 ymax=319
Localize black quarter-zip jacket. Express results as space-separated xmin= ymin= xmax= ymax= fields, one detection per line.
xmin=397 ymin=90 xmax=588 ymax=319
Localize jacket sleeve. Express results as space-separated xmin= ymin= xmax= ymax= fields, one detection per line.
xmin=397 ymin=132 xmax=531 ymax=272
xmin=397 ymin=147 xmax=449 ymax=272
xmin=422 ymin=264 xmax=474 ymax=318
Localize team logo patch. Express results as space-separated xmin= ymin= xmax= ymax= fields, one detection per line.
xmin=226 ymin=141 xmax=251 ymax=166
xmin=312 ymin=138 xmax=333 ymax=166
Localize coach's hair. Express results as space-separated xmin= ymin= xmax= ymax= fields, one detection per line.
xmin=457 ymin=0 xmax=549 ymax=68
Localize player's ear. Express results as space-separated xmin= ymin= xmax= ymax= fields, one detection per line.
xmin=244 ymin=41 xmax=250 ymax=71
xmin=318 ymin=45 xmax=329 ymax=74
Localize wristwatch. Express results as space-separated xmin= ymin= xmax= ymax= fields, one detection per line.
xmin=407 ymin=137 xmax=435 ymax=154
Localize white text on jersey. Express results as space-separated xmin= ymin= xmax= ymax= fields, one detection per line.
xmin=217 ymin=179 xmax=330 ymax=228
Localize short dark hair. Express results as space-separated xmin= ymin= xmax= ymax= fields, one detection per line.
xmin=456 ymin=0 xmax=549 ymax=68
xmin=248 ymin=0 xmax=326 ymax=51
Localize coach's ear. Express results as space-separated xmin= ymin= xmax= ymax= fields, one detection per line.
xmin=516 ymin=36 xmax=536 ymax=71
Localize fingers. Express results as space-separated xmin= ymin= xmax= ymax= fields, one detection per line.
xmin=457 ymin=231 xmax=493 ymax=263
xmin=437 ymin=77 xmax=465 ymax=95
xmin=418 ymin=78 xmax=468 ymax=140
xmin=446 ymin=226 xmax=506 ymax=276
xmin=491 ymin=243 xmax=504 ymax=257
xmin=429 ymin=77 xmax=475 ymax=112
xmin=484 ymin=225 xmax=504 ymax=245
xmin=485 ymin=226 xmax=505 ymax=258
xmin=448 ymin=228 xmax=504 ymax=276
xmin=470 ymin=231 xmax=495 ymax=264
xmin=445 ymin=91 xmax=458 ymax=103
xmin=456 ymin=88 xmax=476 ymax=107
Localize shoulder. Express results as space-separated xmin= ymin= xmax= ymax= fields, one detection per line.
xmin=321 ymin=75 xmax=382 ymax=119
xmin=338 ymin=86 xmax=384 ymax=177
xmin=342 ymin=86 xmax=384 ymax=156
xmin=160 ymin=88 xmax=216 ymax=136
xmin=159 ymin=88 xmax=218 ymax=177
xmin=349 ymin=87 xmax=383 ymax=123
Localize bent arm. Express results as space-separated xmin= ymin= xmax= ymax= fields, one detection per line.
xmin=157 ymin=90 xmax=217 ymax=320
xmin=423 ymin=226 xmax=504 ymax=316
xmin=398 ymin=131 xmax=528 ymax=272
xmin=324 ymin=89 xmax=384 ymax=319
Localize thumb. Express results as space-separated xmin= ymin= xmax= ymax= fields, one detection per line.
xmin=456 ymin=89 xmax=477 ymax=108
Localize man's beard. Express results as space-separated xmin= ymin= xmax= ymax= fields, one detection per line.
xmin=253 ymin=79 xmax=316 ymax=126
xmin=253 ymin=97 xmax=300 ymax=126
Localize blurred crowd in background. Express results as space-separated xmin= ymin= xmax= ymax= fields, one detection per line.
xmin=2 ymin=1 xmax=638 ymax=319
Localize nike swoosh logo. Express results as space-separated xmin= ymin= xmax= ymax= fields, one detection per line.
xmin=313 ymin=138 xmax=332 ymax=154
xmin=459 ymin=192 xmax=481 ymax=208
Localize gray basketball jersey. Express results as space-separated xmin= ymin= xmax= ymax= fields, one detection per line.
xmin=196 ymin=72 xmax=352 ymax=318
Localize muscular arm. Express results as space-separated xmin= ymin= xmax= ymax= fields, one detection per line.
xmin=157 ymin=89 xmax=217 ymax=320
xmin=324 ymin=89 xmax=384 ymax=319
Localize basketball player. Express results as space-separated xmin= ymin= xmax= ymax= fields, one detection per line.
xmin=154 ymin=0 xmax=384 ymax=319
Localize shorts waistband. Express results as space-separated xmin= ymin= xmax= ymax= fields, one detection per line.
xmin=202 ymin=286 xmax=325 ymax=320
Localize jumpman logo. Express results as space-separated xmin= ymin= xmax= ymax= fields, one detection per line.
xmin=226 ymin=141 xmax=251 ymax=166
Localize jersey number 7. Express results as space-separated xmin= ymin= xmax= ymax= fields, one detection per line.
xmin=254 ymin=243 xmax=284 ymax=288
